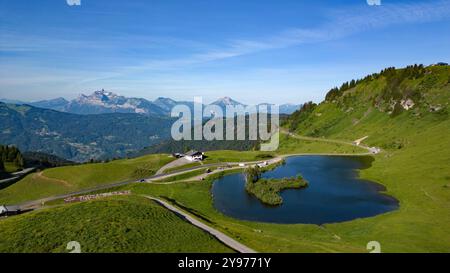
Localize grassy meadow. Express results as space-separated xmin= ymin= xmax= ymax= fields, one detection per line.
xmin=0 ymin=195 xmax=232 ymax=253
xmin=0 ymin=154 xmax=174 ymax=204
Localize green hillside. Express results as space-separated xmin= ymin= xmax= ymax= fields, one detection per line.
xmin=279 ymin=64 xmax=450 ymax=251
xmin=285 ymin=64 xmax=449 ymax=141
xmin=0 ymin=153 xmax=174 ymax=204
xmin=0 ymin=195 xmax=232 ymax=253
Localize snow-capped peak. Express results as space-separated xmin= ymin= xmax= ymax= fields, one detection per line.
xmin=212 ymin=96 xmax=244 ymax=106
xmin=76 ymin=89 xmax=118 ymax=103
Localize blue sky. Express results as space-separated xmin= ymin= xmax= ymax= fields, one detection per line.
xmin=1 ymin=0 xmax=450 ymax=104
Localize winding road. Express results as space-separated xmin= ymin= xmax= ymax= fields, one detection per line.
xmin=14 ymin=158 xmax=280 ymax=209
xmin=0 ymin=168 xmax=36 ymax=187
xmin=145 ymin=196 xmax=256 ymax=253
xmin=280 ymin=129 xmax=374 ymax=153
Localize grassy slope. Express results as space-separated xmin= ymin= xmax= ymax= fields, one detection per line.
xmin=276 ymin=133 xmax=367 ymax=154
xmin=157 ymin=169 xmax=207 ymax=182
xmin=0 ymin=154 xmax=174 ymax=204
xmin=162 ymin=162 xmax=202 ymax=173
xmin=204 ymin=150 xmax=275 ymax=163
xmin=283 ymin=65 xmax=450 ymax=252
xmin=0 ymin=195 xmax=232 ymax=253
xmin=330 ymin=122 xmax=450 ymax=252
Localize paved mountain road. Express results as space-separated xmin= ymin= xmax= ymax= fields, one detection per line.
xmin=145 ymin=196 xmax=256 ymax=253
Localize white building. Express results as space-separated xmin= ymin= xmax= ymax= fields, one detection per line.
xmin=184 ymin=150 xmax=205 ymax=162
xmin=257 ymin=161 xmax=269 ymax=168
xmin=0 ymin=205 xmax=7 ymax=215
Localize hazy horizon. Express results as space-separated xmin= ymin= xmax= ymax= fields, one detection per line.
xmin=0 ymin=90 xmax=303 ymax=106
xmin=1 ymin=0 xmax=450 ymax=104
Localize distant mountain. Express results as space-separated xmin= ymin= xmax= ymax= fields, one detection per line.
xmin=0 ymin=102 xmax=174 ymax=162
xmin=207 ymin=97 xmax=245 ymax=117
xmin=2 ymin=92 xmax=302 ymax=116
xmin=153 ymin=97 xmax=179 ymax=112
xmin=279 ymin=103 xmax=302 ymax=114
xmin=209 ymin=97 xmax=301 ymax=115
xmin=64 ymin=90 xmax=167 ymax=116
xmin=154 ymin=97 xmax=196 ymax=115
xmin=0 ymin=98 xmax=26 ymax=105
xmin=211 ymin=96 xmax=245 ymax=108
xmin=5 ymin=90 xmax=167 ymax=116
xmin=30 ymin=97 xmax=69 ymax=112
xmin=255 ymin=103 xmax=301 ymax=114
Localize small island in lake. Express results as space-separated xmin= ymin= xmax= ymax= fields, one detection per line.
xmin=244 ymin=166 xmax=308 ymax=206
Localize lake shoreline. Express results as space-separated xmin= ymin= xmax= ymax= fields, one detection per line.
xmin=211 ymin=155 xmax=399 ymax=225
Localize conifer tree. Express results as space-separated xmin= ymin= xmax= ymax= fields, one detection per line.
xmin=0 ymin=159 xmax=5 ymax=173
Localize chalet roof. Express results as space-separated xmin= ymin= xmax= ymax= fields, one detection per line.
xmin=1 ymin=205 xmax=21 ymax=212
xmin=185 ymin=150 xmax=202 ymax=156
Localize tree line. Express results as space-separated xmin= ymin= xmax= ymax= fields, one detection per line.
xmin=0 ymin=145 xmax=24 ymax=174
xmin=325 ymin=64 xmax=426 ymax=102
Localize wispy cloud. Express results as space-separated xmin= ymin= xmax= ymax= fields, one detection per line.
xmin=3 ymin=1 xmax=449 ymax=67
xmin=0 ymin=30 xmax=209 ymax=53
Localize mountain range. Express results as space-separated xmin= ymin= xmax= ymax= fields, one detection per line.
xmin=0 ymin=91 xmax=300 ymax=162
xmin=1 ymin=91 xmax=301 ymax=116
xmin=0 ymin=103 xmax=174 ymax=162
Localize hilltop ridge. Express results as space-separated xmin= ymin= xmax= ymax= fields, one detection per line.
xmin=285 ymin=64 xmax=450 ymax=147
